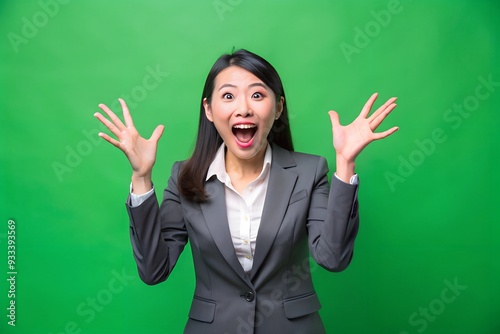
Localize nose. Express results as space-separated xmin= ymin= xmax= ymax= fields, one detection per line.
xmin=235 ymin=97 xmax=253 ymax=117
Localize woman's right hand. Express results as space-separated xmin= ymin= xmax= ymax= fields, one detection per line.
xmin=94 ymin=98 xmax=164 ymax=193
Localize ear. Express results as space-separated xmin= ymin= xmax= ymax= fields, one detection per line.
xmin=276 ymin=96 xmax=284 ymax=119
xmin=203 ymin=98 xmax=213 ymax=122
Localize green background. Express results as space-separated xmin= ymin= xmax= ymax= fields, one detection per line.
xmin=1 ymin=0 xmax=498 ymax=333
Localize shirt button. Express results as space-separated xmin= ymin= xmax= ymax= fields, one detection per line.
xmin=243 ymin=239 xmax=249 ymax=245
xmin=245 ymin=255 xmax=252 ymax=259
xmin=248 ymin=186 xmax=253 ymax=192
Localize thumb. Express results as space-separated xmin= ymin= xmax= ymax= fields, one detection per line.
xmin=150 ymin=124 xmax=165 ymax=142
xmin=328 ymin=110 xmax=340 ymax=129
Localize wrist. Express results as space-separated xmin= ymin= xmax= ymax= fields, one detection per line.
xmin=335 ymin=154 xmax=356 ymax=183
xmin=131 ymin=172 xmax=153 ymax=195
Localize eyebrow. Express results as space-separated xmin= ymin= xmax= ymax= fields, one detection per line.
xmin=218 ymin=82 xmax=269 ymax=91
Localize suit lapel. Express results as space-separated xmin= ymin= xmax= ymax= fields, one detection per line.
xmin=250 ymin=145 xmax=297 ymax=279
xmin=200 ymin=178 xmax=251 ymax=285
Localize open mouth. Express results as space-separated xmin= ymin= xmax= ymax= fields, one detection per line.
xmin=232 ymin=123 xmax=257 ymax=146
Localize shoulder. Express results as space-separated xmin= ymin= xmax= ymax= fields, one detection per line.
xmin=168 ymin=161 xmax=182 ymax=177
xmin=290 ymin=150 xmax=324 ymax=163
xmin=166 ymin=160 xmax=188 ymax=185
xmin=272 ymin=144 xmax=329 ymax=173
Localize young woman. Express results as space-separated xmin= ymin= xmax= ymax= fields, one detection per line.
xmin=94 ymin=49 xmax=398 ymax=333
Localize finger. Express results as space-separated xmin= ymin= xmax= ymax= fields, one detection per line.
xmin=367 ymin=97 xmax=397 ymax=123
xmin=97 ymin=131 xmax=122 ymax=149
xmin=150 ymin=125 xmax=165 ymax=142
xmin=328 ymin=110 xmax=340 ymax=129
xmin=98 ymin=103 xmax=126 ymax=131
xmin=359 ymin=93 xmax=379 ymax=118
xmin=373 ymin=126 xmax=399 ymax=140
xmin=94 ymin=112 xmax=123 ymax=138
xmin=119 ymin=98 xmax=135 ymax=128
xmin=370 ymin=103 xmax=397 ymax=131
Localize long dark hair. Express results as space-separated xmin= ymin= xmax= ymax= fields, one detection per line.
xmin=178 ymin=49 xmax=294 ymax=202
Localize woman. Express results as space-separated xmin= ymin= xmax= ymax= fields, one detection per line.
xmin=94 ymin=49 xmax=398 ymax=333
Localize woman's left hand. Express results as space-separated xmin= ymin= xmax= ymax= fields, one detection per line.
xmin=329 ymin=93 xmax=398 ymax=164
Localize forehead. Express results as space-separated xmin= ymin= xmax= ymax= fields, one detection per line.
xmin=215 ymin=66 xmax=265 ymax=88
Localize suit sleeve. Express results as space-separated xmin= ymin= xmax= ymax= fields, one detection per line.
xmin=307 ymin=156 xmax=359 ymax=272
xmin=126 ymin=162 xmax=188 ymax=285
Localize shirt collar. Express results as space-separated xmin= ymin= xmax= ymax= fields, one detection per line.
xmin=206 ymin=143 xmax=272 ymax=185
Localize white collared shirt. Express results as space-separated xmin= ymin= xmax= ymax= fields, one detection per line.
xmin=206 ymin=144 xmax=272 ymax=273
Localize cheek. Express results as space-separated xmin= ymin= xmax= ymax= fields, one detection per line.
xmin=261 ymin=104 xmax=277 ymax=126
xmin=209 ymin=104 xmax=231 ymax=122
xmin=210 ymin=109 xmax=233 ymax=136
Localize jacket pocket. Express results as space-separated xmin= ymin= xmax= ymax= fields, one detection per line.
xmin=283 ymin=292 xmax=321 ymax=319
xmin=188 ymin=296 xmax=216 ymax=323
xmin=289 ymin=189 xmax=308 ymax=205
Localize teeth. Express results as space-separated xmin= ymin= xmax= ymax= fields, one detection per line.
xmin=233 ymin=124 xmax=256 ymax=129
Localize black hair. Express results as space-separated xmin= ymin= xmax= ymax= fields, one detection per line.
xmin=178 ymin=49 xmax=294 ymax=202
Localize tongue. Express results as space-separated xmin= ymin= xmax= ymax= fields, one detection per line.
xmin=234 ymin=128 xmax=254 ymax=143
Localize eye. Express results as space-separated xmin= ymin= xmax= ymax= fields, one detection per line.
xmin=222 ymin=93 xmax=234 ymax=100
xmin=252 ymin=92 xmax=264 ymax=99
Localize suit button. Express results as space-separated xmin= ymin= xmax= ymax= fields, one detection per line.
xmin=244 ymin=292 xmax=254 ymax=302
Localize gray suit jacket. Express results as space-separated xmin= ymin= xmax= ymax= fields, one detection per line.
xmin=126 ymin=144 xmax=359 ymax=334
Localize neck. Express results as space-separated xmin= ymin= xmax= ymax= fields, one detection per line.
xmin=225 ymin=144 xmax=267 ymax=178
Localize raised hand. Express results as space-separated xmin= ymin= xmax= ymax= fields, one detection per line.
xmin=94 ymin=98 xmax=164 ymax=193
xmin=328 ymin=93 xmax=398 ymax=181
